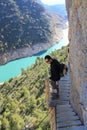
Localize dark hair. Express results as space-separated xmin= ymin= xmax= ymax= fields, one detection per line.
xmin=44 ymin=55 xmax=52 ymax=60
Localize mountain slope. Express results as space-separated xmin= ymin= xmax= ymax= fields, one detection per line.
xmin=0 ymin=0 xmax=64 ymax=53
xmin=0 ymin=0 xmax=50 ymax=51
xmin=0 ymin=0 xmax=65 ymax=65
xmin=46 ymin=4 xmax=67 ymax=17
xmin=0 ymin=46 xmax=68 ymax=130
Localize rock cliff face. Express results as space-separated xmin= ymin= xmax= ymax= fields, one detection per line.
xmin=66 ymin=0 xmax=87 ymax=124
xmin=0 ymin=41 xmax=60 ymax=65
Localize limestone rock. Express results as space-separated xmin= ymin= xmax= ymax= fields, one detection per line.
xmin=66 ymin=0 xmax=87 ymax=124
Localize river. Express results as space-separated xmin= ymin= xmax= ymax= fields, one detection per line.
xmin=0 ymin=29 xmax=68 ymax=83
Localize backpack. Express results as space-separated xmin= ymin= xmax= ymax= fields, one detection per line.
xmin=59 ymin=63 xmax=68 ymax=77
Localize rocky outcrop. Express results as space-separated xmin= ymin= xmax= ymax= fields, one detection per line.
xmin=0 ymin=42 xmax=51 ymax=65
xmin=0 ymin=35 xmax=62 ymax=65
xmin=66 ymin=0 xmax=87 ymax=124
xmin=0 ymin=20 xmax=63 ymax=65
xmin=65 ymin=0 xmax=72 ymax=19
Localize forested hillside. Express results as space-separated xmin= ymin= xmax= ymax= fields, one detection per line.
xmin=0 ymin=0 xmax=64 ymax=54
xmin=0 ymin=46 xmax=68 ymax=130
xmin=0 ymin=0 xmax=50 ymax=52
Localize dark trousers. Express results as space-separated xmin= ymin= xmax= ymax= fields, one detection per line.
xmin=50 ymin=80 xmax=59 ymax=96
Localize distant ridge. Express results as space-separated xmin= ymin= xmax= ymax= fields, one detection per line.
xmin=45 ymin=4 xmax=67 ymax=20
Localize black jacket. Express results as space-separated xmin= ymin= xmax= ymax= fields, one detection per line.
xmin=50 ymin=59 xmax=60 ymax=81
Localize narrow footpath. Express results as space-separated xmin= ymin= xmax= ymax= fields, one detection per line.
xmin=56 ymin=69 xmax=86 ymax=130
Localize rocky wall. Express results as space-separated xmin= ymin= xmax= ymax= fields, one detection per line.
xmin=0 ymin=27 xmax=63 ymax=65
xmin=66 ymin=0 xmax=87 ymax=124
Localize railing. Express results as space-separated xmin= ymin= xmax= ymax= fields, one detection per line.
xmin=45 ymin=78 xmax=57 ymax=130
xmin=23 ymin=78 xmax=56 ymax=130
xmin=45 ymin=78 xmax=50 ymax=105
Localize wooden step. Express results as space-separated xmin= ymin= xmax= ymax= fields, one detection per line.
xmin=56 ymin=105 xmax=73 ymax=111
xmin=48 ymin=100 xmax=69 ymax=107
xmin=57 ymin=111 xmax=76 ymax=118
xmin=57 ymin=104 xmax=72 ymax=108
xmin=56 ymin=100 xmax=69 ymax=105
xmin=59 ymin=81 xmax=70 ymax=83
xmin=59 ymin=95 xmax=69 ymax=98
xmin=59 ymin=84 xmax=70 ymax=87
xmin=59 ymin=93 xmax=70 ymax=97
xmin=56 ymin=107 xmax=74 ymax=113
xmin=59 ymin=97 xmax=69 ymax=101
xmin=57 ymin=115 xmax=80 ymax=123
xmin=59 ymin=88 xmax=70 ymax=93
xmin=60 ymin=83 xmax=70 ymax=84
xmin=59 ymin=87 xmax=70 ymax=89
xmin=59 ymin=87 xmax=70 ymax=90
xmin=55 ymin=70 xmax=83 ymax=130
xmin=57 ymin=120 xmax=82 ymax=128
xmin=57 ymin=126 xmax=86 ymax=130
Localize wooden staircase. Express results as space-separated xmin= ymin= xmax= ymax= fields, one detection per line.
xmin=56 ymin=69 xmax=84 ymax=130
xmin=45 ymin=68 xmax=87 ymax=130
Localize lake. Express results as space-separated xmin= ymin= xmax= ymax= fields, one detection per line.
xmin=0 ymin=29 xmax=68 ymax=82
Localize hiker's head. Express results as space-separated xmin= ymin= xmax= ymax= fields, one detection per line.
xmin=45 ymin=55 xmax=53 ymax=64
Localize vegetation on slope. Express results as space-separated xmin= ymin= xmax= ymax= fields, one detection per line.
xmin=0 ymin=0 xmax=51 ymax=53
xmin=0 ymin=0 xmax=64 ymax=54
xmin=0 ymin=46 xmax=68 ymax=130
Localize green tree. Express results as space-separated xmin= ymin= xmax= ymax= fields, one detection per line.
xmin=1 ymin=117 xmax=10 ymax=130
xmin=10 ymin=114 xmax=24 ymax=130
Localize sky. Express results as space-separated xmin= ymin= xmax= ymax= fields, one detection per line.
xmin=41 ymin=0 xmax=65 ymax=5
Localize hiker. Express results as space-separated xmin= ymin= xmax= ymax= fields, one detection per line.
xmin=45 ymin=55 xmax=60 ymax=99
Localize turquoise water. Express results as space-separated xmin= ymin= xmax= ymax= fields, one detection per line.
xmin=0 ymin=38 xmax=68 ymax=82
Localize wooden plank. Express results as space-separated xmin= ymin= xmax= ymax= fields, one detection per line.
xmin=57 ymin=116 xmax=80 ymax=123
xmin=59 ymin=81 xmax=70 ymax=84
xmin=59 ymin=81 xmax=71 ymax=86
xmin=56 ymin=116 xmax=78 ymax=121
xmin=57 ymin=120 xmax=82 ymax=128
xmin=59 ymin=94 xmax=70 ymax=99
xmin=59 ymin=80 xmax=70 ymax=82
xmin=59 ymin=80 xmax=70 ymax=81
xmin=59 ymin=91 xmax=70 ymax=95
xmin=59 ymin=88 xmax=70 ymax=91
xmin=56 ymin=106 xmax=73 ymax=111
xmin=56 ymin=108 xmax=74 ymax=113
xmin=59 ymin=89 xmax=70 ymax=92
xmin=59 ymin=86 xmax=70 ymax=90
xmin=59 ymin=92 xmax=70 ymax=95
xmin=56 ymin=72 xmax=84 ymax=130
xmin=59 ymin=84 xmax=70 ymax=87
xmin=56 ymin=100 xmax=69 ymax=105
xmin=57 ymin=104 xmax=71 ymax=108
xmin=59 ymin=85 xmax=70 ymax=88
xmin=57 ymin=126 xmax=86 ymax=130
xmin=60 ymin=81 xmax=70 ymax=83
xmin=48 ymin=100 xmax=69 ymax=107
xmin=60 ymin=76 xmax=70 ymax=79
xmin=59 ymin=93 xmax=70 ymax=97
xmin=59 ymin=94 xmax=69 ymax=97
xmin=59 ymin=97 xmax=69 ymax=101
xmin=57 ymin=111 xmax=76 ymax=118
xmin=60 ymin=78 xmax=70 ymax=81
xmin=59 ymin=86 xmax=70 ymax=89
xmin=59 ymin=94 xmax=70 ymax=97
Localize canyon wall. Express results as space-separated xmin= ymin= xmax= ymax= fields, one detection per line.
xmin=0 ymin=0 xmax=65 ymax=65
xmin=0 ymin=28 xmax=63 ymax=65
xmin=66 ymin=0 xmax=87 ymax=124
xmin=0 ymin=42 xmax=57 ymax=65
